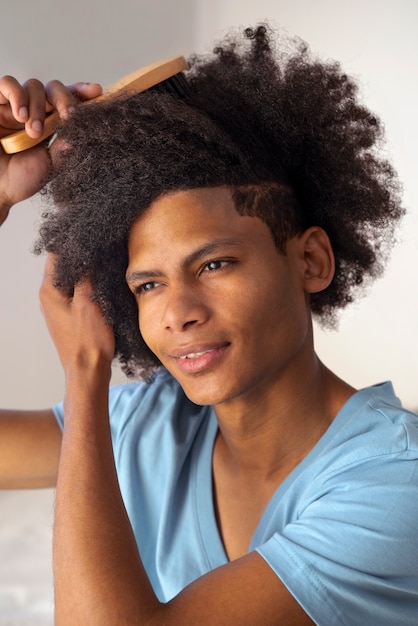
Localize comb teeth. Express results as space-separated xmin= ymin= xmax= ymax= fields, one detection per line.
xmin=150 ymin=72 xmax=189 ymax=98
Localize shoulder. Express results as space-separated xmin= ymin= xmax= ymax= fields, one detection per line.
xmin=289 ymin=382 xmax=418 ymax=503
xmin=322 ymin=381 xmax=418 ymax=469
xmin=255 ymin=383 xmax=418 ymax=536
xmin=254 ymin=383 xmax=418 ymax=624
xmin=356 ymin=381 xmax=418 ymax=431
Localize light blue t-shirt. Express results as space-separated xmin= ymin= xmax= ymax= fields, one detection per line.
xmin=53 ymin=369 xmax=418 ymax=625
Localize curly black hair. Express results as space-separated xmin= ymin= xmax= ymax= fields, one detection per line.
xmin=36 ymin=24 xmax=404 ymax=378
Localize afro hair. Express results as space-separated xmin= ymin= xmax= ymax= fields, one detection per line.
xmin=36 ymin=24 xmax=404 ymax=377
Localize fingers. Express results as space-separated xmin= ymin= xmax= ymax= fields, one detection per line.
xmin=39 ymin=253 xmax=59 ymax=306
xmin=45 ymin=80 xmax=102 ymax=120
xmin=0 ymin=75 xmax=31 ymax=132
xmin=39 ymin=254 xmax=115 ymax=372
xmin=40 ymin=253 xmax=93 ymax=311
xmin=68 ymin=81 xmax=103 ymax=102
xmin=0 ymin=75 xmax=103 ymax=140
xmin=22 ymin=78 xmax=48 ymax=137
xmin=0 ymin=76 xmax=48 ymax=138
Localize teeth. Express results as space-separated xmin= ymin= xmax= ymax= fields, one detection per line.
xmin=179 ymin=351 xmax=208 ymax=360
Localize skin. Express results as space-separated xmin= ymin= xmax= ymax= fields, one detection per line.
xmin=0 ymin=75 xmax=101 ymax=223
xmin=0 ymin=409 xmax=61 ymax=488
xmin=1 ymin=78 xmax=354 ymax=623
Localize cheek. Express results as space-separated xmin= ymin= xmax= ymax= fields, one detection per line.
xmin=250 ymin=275 xmax=308 ymax=344
xmin=137 ymin=307 xmax=159 ymax=353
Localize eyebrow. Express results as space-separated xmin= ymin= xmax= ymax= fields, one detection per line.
xmin=126 ymin=237 xmax=244 ymax=284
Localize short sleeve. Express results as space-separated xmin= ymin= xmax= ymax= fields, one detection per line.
xmin=52 ymin=401 xmax=64 ymax=429
xmin=257 ymin=447 xmax=418 ymax=625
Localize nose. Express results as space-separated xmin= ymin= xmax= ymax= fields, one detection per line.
xmin=161 ymin=282 xmax=210 ymax=332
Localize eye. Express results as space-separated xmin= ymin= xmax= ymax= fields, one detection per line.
xmin=201 ymin=259 xmax=233 ymax=274
xmin=205 ymin=260 xmax=224 ymax=271
xmin=135 ymin=281 xmax=159 ymax=295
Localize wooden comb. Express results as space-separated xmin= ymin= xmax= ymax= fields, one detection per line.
xmin=0 ymin=55 xmax=188 ymax=154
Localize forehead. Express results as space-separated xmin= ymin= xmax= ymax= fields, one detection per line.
xmin=132 ymin=187 xmax=238 ymax=234
xmin=127 ymin=187 xmax=275 ymax=261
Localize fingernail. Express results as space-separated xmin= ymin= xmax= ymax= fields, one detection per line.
xmin=31 ymin=119 xmax=43 ymax=134
xmin=19 ymin=106 xmax=28 ymax=120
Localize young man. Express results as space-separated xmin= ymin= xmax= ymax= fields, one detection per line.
xmin=1 ymin=25 xmax=417 ymax=625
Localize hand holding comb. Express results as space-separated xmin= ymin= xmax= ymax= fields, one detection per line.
xmin=0 ymin=55 xmax=188 ymax=154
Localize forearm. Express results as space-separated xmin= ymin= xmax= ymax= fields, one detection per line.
xmin=53 ymin=369 xmax=161 ymax=624
xmin=0 ymin=409 xmax=61 ymax=489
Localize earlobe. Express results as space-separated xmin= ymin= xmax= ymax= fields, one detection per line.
xmin=299 ymin=227 xmax=335 ymax=294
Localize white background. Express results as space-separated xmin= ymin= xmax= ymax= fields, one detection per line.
xmin=0 ymin=1 xmax=417 ymax=624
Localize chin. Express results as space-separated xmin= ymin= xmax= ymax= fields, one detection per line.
xmin=177 ymin=374 xmax=242 ymax=408
xmin=163 ymin=353 xmax=251 ymax=407
xmin=181 ymin=384 xmax=226 ymax=407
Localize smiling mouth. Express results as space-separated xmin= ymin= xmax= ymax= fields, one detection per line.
xmin=171 ymin=344 xmax=229 ymax=374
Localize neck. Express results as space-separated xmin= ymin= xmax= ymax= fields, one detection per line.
xmin=213 ymin=355 xmax=355 ymax=480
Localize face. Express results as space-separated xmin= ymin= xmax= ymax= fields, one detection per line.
xmin=126 ymin=187 xmax=313 ymax=409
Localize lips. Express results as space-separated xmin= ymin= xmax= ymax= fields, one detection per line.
xmin=178 ymin=349 xmax=214 ymax=360
xmin=170 ymin=343 xmax=229 ymax=374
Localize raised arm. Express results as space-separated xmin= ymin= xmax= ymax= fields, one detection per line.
xmin=0 ymin=75 xmax=102 ymax=489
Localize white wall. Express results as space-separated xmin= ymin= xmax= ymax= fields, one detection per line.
xmin=0 ymin=0 xmax=417 ymax=409
xmin=195 ymin=0 xmax=418 ymax=409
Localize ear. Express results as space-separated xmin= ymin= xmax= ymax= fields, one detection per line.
xmin=296 ymin=226 xmax=335 ymax=294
